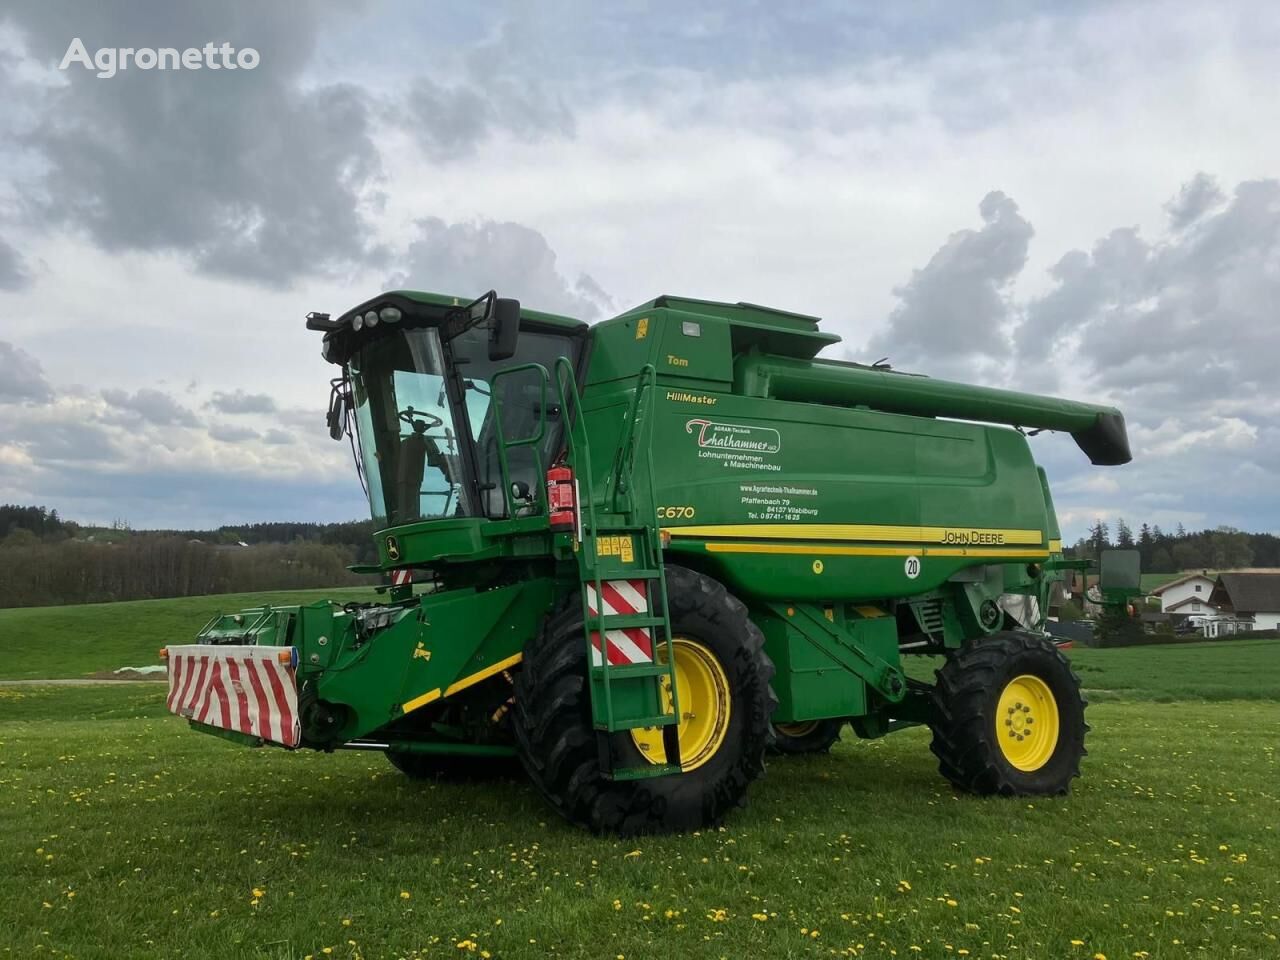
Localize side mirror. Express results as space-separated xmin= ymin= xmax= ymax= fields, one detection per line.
xmin=1099 ymin=548 xmax=1141 ymax=601
xmin=327 ymin=381 xmax=350 ymax=441
xmin=489 ymin=298 xmax=520 ymax=361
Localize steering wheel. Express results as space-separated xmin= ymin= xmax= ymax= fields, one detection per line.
xmin=398 ymin=406 xmax=443 ymax=430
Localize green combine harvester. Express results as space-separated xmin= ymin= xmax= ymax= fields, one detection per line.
xmin=163 ymin=290 xmax=1131 ymax=834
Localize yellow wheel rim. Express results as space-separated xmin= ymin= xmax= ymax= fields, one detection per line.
xmin=996 ymin=674 xmax=1060 ymax=772
xmin=630 ymin=638 xmax=731 ymax=772
xmin=774 ymin=721 xmax=820 ymax=738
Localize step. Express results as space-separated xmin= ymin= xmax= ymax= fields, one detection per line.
xmin=588 ymin=662 xmax=672 ymax=680
xmin=581 ymin=568 xmax=662 ymax=580
xmin=593 ymin=712 xmax=676 ymax=730
xmin=590 ymin=614 xmax=667 ymax=631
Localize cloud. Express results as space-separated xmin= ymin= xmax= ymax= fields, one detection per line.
xmin=1165 ymin=172 xmax=1227 ymax=231
xmin=0 ymin=340 xmax=53 ymax=403
xmin=208 ymin=422 xmax=260 ymax=443
xmin=3 ymin=1 xmax=383 ymax=285
xmin=0 ymin=235 xmax=31 ymax=289
xmin=208 ymin=389 xmax=277 ymax=414
xmin=867 ymin=191 xmax=1032 ymax=377
xmin=0 ymin=382 xmax=357 ymax=528
xmin=388 ymin=217 xmax=613 ymax=320
xmin=101 ymin=388 xmax=200 ymax=427
xmin=871 ymin=172 xmax=1280 ymax=536
xmin=401 ymin=70 xmax=574 ymax=161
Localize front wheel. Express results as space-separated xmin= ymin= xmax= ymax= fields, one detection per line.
xmin=512 ymin=565 xmax=776 ymax=834
xmin=929 ymin=632 xmax=1087 ymax=795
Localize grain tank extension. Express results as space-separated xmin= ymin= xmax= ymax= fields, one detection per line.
xmin=162 ymin=291 xmax=1131 ymax=833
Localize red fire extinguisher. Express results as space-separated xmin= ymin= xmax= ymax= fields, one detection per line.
xmin=546 ymin=464 xmax=576 ymax=530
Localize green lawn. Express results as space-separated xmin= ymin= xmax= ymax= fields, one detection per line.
xmin=0 ymin=587 xmax=378 ymax=680
xmin=0 ymin=651 xmax=1277 ymax=959
xmin=2 ymin=598 xmax=1278 ymax=958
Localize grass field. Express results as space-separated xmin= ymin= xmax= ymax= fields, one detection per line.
xmin=1 ymin=594 xmax=1278 ymax=959
xmin=0 ymin=587 xmax=379 ymax=679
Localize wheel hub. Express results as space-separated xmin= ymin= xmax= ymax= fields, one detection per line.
xmin=995 ymin=674 xmax=1060 ymax=772
xmin=630 ymin=638 xmax=731 ymax=772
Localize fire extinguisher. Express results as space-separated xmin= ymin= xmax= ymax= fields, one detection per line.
xmin=546 ymin=464 xmax=576 ymax=530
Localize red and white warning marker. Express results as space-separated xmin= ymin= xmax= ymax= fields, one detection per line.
xmin=586 ymin=579 xmax=654 ymax=665
xmin=164 ymin=645 xmax=300 ymax=747
xmin=390 ymin=568 xmax=412 ymax=588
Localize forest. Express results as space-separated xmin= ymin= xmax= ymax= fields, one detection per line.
xmin=0 ymin=505 xmax=375 ymax=608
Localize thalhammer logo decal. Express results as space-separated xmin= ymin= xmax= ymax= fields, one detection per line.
xmin=685 ymin=418 xmax=781 ymax=453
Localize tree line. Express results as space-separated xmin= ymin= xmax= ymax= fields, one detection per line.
xmin=1068 ymin=519 xmax=1279 ymax=573
xmin=0 ymin=504 xmax=377 ymax=608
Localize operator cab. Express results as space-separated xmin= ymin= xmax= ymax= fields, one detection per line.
xmin=308 ymin=291 xmax=588 ymax=528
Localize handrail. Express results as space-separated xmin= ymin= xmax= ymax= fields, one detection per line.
xmin=606 ymin=363 xmax=657 ymax=514
xmin=553 ymin=357 xmax=616 ymax=724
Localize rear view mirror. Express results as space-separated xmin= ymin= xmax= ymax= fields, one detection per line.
xmin=490 ymin=297 xmax=520 ymax=361
xmin=1099 ymin=549 xmax=1141 ymax=600
xmin=327 ymin=379 xmax=350 ymax=441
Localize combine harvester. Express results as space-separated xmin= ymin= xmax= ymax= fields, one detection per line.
xmin=163 ymin=291 xmax=1131 ymax=833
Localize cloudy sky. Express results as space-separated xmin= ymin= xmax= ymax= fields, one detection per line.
xmin=0 ymin=1 xmax=1277 ymax=538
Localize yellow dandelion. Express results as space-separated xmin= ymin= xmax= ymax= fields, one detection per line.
xmin=252 ymin=888 xmax=265 ymax=898
xmin=399 ymin=891 xmax=411 ymax=900
xmin=342 ymin=918 xmax=352 ymax=927
xmin=752 ymin=913 xmax=769 ymax=922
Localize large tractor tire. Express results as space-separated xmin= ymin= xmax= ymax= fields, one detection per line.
xmin=769 ymin=719 xmax=844 ymax=755
xmin=513 ymin=564 xmax=776 ymax=834
xmin=929 ymin=631 xmax=1087 ymax=796
xmin=384 ymin=750 xmax=520 ymax=781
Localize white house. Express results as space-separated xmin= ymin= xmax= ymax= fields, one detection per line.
xmin=1151 ymin=572 xmax=1220 ymax=618
xmin=1209 ymin=572 xmax=1280 ymax=632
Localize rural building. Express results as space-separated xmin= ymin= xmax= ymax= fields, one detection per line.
xmin=1151 ymin=571 xmax=1220 ymax=617
xmin=1208 ymin=571 xmax=1280 ymax=633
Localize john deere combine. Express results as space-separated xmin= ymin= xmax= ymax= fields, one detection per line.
xmin=163 ymin=290 xmax=1131 ymax=833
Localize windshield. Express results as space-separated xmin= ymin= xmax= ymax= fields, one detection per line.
xmin=350 ymin=327 xmax=470 ymax=524
xmin=349 ymin=321 xmax=580 ymax=525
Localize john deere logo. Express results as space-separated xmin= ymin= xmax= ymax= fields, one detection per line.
xmin=685 ymin=418 xmax=780 ymax=453
xmin=385 ymin=536 xmax=401 ymax=561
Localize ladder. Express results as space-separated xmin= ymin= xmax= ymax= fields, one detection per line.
xmin=555 ymin=360 xmax=683 ymax=779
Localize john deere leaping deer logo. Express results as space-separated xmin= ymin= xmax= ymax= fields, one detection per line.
xmin=685 ymin=418 xmax=781 ymax=453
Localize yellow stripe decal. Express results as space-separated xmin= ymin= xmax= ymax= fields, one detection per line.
xmin=705 ymin=542 xmax=1049 ymax=560
xmin=443 ymin=653 xmax=524 ymax=698
xmin=402 ymin=652 xmax=525 ymax=717
xmin=664 ymin=523 xmax=1044 ymax=546
xmin=402 ymin=688 xmax=441 ymax=713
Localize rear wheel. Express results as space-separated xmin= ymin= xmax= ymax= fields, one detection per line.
xmin=929 ymin=631 xmax=1087 ymax=795
xmin=513 ymin=565 xmax=776 ymax=834
xmin=769 ymin=719 xmax=844 ymax=755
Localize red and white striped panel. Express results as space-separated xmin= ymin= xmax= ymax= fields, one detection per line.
xmin=390 ymin=569 xmax=412 ymax=588
xmin=586 ymin=580 xmax=654 ymax=666
xmin=165 ymin=645 xmax=300 ymax=748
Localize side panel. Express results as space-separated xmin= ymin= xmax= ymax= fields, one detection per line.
xmin=313 ymin=579 xmax=557 ymax=742
xmin=647 ymin=390 xmax=1051 ymax=603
